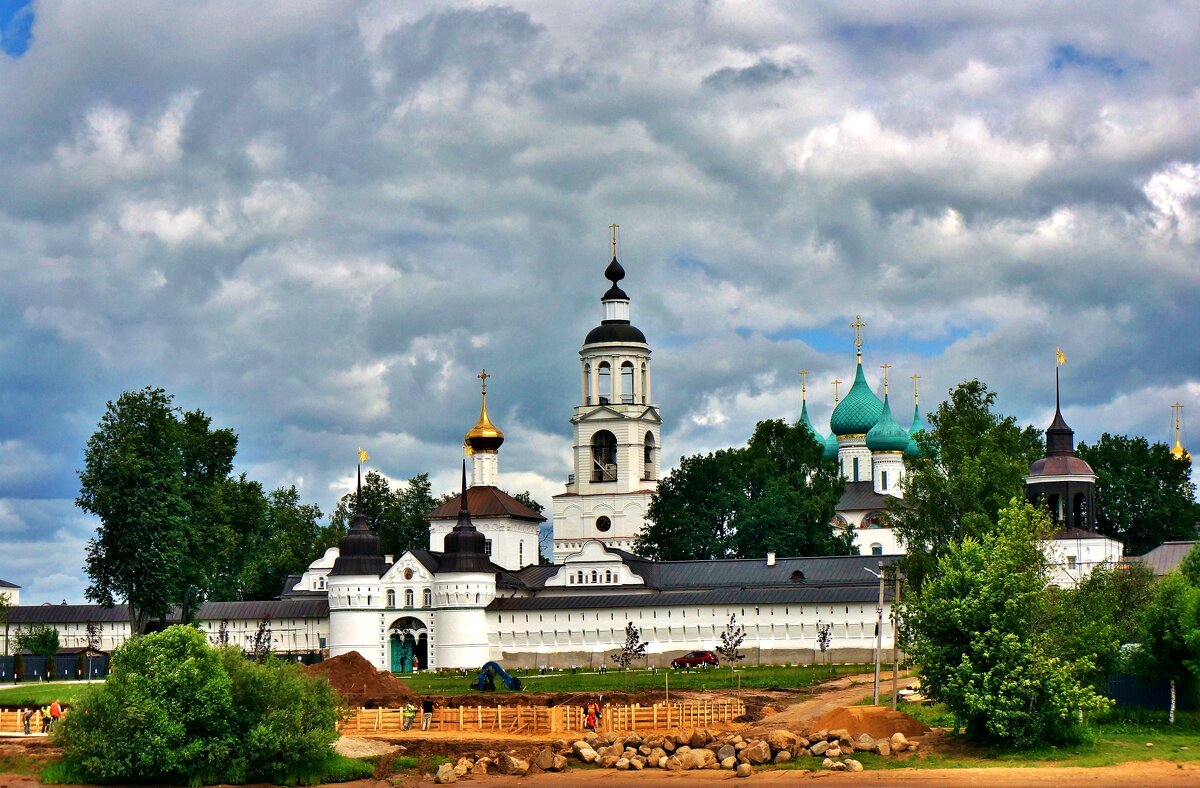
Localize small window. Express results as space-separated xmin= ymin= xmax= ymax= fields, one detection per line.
xmin=870 ymin=543 xmax=883 ymax=556
xmin=853 ymin=456 xmax=860 ymax=482
xmin=423 ymin=588 xmax=432 ymax=607
xmin=404 ymin=589 xmax=414 ymax=608
xmin=485 ymin=539 xmax=493 ymax=557
xmin=1067 ymin=555 xmax=1077 ymax=569
xmin=621 ymin=362 xmax=634 ymax=404
xmin=596 ymin=516 xmax=612 ymax=532
xmin=386 ymin=589 xmax=396 ymax=608
xmin=598 ymin=362 xmax=611 ymax=404
xmin=881 ymin=470 xmax=888 ymax=490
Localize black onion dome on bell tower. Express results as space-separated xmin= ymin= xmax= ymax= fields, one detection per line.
xmin=439 ymin=461 xmax=492 ymax=573
xmin=585 ymin=254 xmax=647 ymax=345
xmin=329 ymin=466 xmax=387 ymax=577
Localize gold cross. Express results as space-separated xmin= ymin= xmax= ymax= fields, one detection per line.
xmin=610 ymin=223 xmax=619 ymax=258
xmin=832 ymin=378 xmax=843 ymax=404
xmin=1173 ymin=402 xmax=1184 ymax=432
xmin=798 ymin=369 xmax=808 ymax=397
xmin=880 ymin=363 xmax=891 ymax=393
xmin=478 ymin=368 xmax=491 ymax=393
xmin=850 ymin=315 xmax=866 ymax=349
xmin=911 ymin=373 xmax=921 ymax=404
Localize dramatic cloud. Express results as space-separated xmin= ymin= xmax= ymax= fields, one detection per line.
xmin=1 ymin=1 xmax=1198 ymax=602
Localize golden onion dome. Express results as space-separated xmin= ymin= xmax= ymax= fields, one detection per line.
xmin=465 ymin=371 xmax=504 ymax=454
xmin=1170 ymin=438 xmax=1191 ymax=463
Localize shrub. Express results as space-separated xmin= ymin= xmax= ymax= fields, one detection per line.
xmin=52 ymin=625 xmax=343 ymax=785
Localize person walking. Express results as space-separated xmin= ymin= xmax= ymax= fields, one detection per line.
xmin=49 ymin=699 xmax=62 ymax=730
xmin=21 ymin=708 xmax=31 ymax=735
xmin=40 ymin=705 xmax=51 ymax=733
xmin=421 ymin=697 xmax=434 ymax=731
xmin=585 ymin=708 xmax=597 ymax=732
xmin=402 ymin=702 xmax=416 ymax=731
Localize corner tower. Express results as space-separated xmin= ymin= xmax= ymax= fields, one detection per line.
xmin=552 ymin=229 xmax=661 ymax=561
xmin=1025 ymin=357 xmax=1097 ymax=531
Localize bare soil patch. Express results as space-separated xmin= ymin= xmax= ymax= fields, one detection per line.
xmin=810 ymin=704 xmax=931 ymax=739
xmin=305 ymin=651 xmax=419 ymax=708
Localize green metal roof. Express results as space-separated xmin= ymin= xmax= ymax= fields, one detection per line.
xmin=867 ymin=393 xmax=909 ymax=452
xmin=830 ymin=360 xmax=883 ymax=436
xmin=800 ymin=400 xmax=824 ymax=443
xmin=905 ymin=402 xmax=927 ymax=459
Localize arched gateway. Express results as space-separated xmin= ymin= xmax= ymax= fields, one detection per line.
xmin=387 ymin=616 xmax=428 ymax=673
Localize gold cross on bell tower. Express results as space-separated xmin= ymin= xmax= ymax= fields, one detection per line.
xmin=610 ymin=223 xmax=619 ymax=258
xmin=880 ymin=363 xmax=891 ymax=393
xmin=798 ymin=369 xmax=808 ymax=400
xmin=911 ymin=372 xmax=921 ymax=405
xmin=478 ymin=368 xmax=491 ymax=393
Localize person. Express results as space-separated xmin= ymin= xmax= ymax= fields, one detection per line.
xmin=592 ymin=702 xmax=603 ymax=727
xmin=412 ymin=656 xmax=419 ymax=672
xmin=402 ymin=702 xmax=416 ymax=731
xmin=49 ymin=699 xmax=62 ymax=730
xmin=21 ymin=708 xmax=31 ymax=735
xmin=421 ymin=696 xmax=434 ymax=731
xmin=585 ymin=708 xmax=597 ymax=732
xmin=40 ymin=705 xmax=51 ymax=733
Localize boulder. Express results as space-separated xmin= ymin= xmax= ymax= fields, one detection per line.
xmin=676 ymin=745 xmax=692 ymax=757
xmin=681 ymin=748 xmax=717 ymax=770
xmin=662 ymin=738 xmax=676 ymax=752
xmin=631 ymin=757 xmax=645 ymax=770
xmin=831 ymin=760 xmax=847 ymax=771
xmin=624 ymin=733 xmax=643 ymax=748
xmin=774 ymin=750 xmax=792 ymax=764
xmin=845 ymin=759 xmax=864 ymax=773
xmin=891 ymin=732 xmax=909 ymax=750
xmin=553 ymin=755 xmax=569 ymax=772
xmin=735 ymin=740 xmax=749 ymax=750
xmin=690 ymin=728 xmax=712 ymax=749
xmin=615 ymin=758 xmax=630 ymax=770
xmin=584 ymin=732 xmax=600 ymax=747
xmin=826 ymin=746 xmax=842 ymax=759
xmin=831 ymin=728 xmax=851 ymax=742
xmin=554 ymin=739 xmax=570 ymax=753
xmin=452 ymin=757 xmax=473 ymax=777
xmin=717 ymin=744 xmax=737 ymax=762
xmin=856 ymin=733 xmax=875 ymax=748
xmin=766 ymin=730 xmax=799 ymax=754
xmin=876 ymin=742 xmax=891 ymax=757
xmin=821 ymin=757 xmax=834 ymax=770
xmin=811 ymin=729 xmax=829 ymax=742
xmin=665 ymin=756 xmax=683 ymax=771
xmin=657 ymin=756 xmax=668 ymax=769
xmin=743 ymin=740 xmax=772 ymax=765
xmin=598 ymin=755 xmax=619 ymax=769
xmin=535 ymin=748 xmax=555 ymax=771
xmin=573 ymin=742 xmax=598 ymax=763
xmin=471 ymin=759 xmax=490 ymax=776
xmin=645 ymin=736 xmax=663 ymax=749
xmin=639 ymin=745 xmax=652 ymax=757
xmin=909 ymin=741 xmax=920 ymax=751
xmin=736 ymin=762 xmax=753 ymax=778
xmin=810 ymin=740 xmax=829 ymax=756
xmin=721 ymin=757 xmax=737 ymax=770
xmin=497 ymin=753 xmax=529 ymax=776
xmin=434 ymin=763 xmax=457 ymax=784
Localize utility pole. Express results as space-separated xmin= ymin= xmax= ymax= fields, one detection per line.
xmin=891 ymin=568 xmax=902 ymax=711
xmin=874 ymin=560 xmax=884 ymax=705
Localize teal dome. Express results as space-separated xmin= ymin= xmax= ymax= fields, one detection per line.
xmin=822 ymin=430 xmax=839 ymax=461
xmin=799 ymin=401 xmax=824 ymax=443
xmin=905 ymin=402 xmax=927 ymax=459
xmin=867 ymin=393 xmax=909 ymax=453
xmin=830 ymin=361 xmax=884 ymax=436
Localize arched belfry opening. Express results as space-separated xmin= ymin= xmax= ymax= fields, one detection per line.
xmin=592 ymin=430 xmax=617 ymax=481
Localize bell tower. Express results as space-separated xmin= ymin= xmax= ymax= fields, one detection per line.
xmin=551 ymin=228 xmax=661 ymax=561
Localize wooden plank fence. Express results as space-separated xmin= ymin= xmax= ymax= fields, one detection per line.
xmin=338 ymin=699 xmax=746 ymax=736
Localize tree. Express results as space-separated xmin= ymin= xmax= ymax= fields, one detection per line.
xmin=326 ymin=471 xmax=436 ymax=558
xmin=53 ymin=625 xmax=348 ymax=785
xmin=890 ymin=380 xmax=1044 ymax=590
xmin=249 ymin=615 xmax=272 ymax=661
xmin=1077 ymin=434 xmax=1200 ymax=555
xmin=636 ymin=419 xmax=847 ymax=560
xmin=1181 ymin=542 xmax=1200 ymax=586
xmin=816 ymin=622 xmax=833 ymax=674
xmin=512 ymin=491 xmax=544 ymax=514
xmin=78 ymin=387 xmax=190 ymax=635
xmin=1130 ymin=572 xmax=1200 ymax=723
xmin=612 ymin=621 xmax=648 ymax=672
xmin=235 ymin=486 xmax=324 ymax=601
xmin=716 ymin=614 xmax=746 ymax=669
xmin=15 ymin=625 xmax=60 ymax=656
xmin=85 ymin=621 xmax=102 ymax=679
xmin=899 ymin=498 xmax=1109 ymax=745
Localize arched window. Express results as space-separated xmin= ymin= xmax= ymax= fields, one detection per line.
xmin=863 ymin=511 xmax=887 ymax=529
xmin=591 ymin=430 xmax=617 ymax=481
xmin=621 ymin=362 xmax=634 ymax=404
xmin=584 ymin=363 xmax=592 ymax=405
xmin=881 ymin=470 xmax=888 ymax=490
xmin=605 ymin=570 xmax=612 ymax=583
xmin=852 ymin=456 xmax=860 ymax=482
xmin=386 ymin=589 xmax=396 ymax=608
xmin=404 ymin=589 xmax=414 ymax=608
xmin=641 ymin=363 xmax=648 ymax=403
xmin=597 ymin=362 xmax=611 ymax=404
xmin=592 ymin=570 xmax=599 ymax=584
xmin=596 ymin=516 xmax=612 ymax=532
xmin=577 ymin=571 xmax=584 ymax=584
xmin=870 ymin=543 xmax=883 ymax=556
xmin=423 ymin=588 xmax=432 ymax=607
xmin=318 ymin=577 xmax=325 ymax=590
xmin=643 ymin=432 xmax=655 ymax=480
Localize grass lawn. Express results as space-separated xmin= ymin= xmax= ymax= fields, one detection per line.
xmin=0 ymin=683 xmax=93 ymax=707
xmin=397 ymin=663 xmax=867 ymax=697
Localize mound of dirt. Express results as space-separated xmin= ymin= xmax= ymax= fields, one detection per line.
xmin=306 ymin=651 xmax=420 ymax=708
xmin=810 ymin=705 xmax=931 ymax=740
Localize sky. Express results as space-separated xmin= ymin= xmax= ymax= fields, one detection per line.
xmin=1 ymin=1 xmax=1198 ymax=605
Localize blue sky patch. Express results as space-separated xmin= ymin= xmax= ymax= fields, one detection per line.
xmin=1 ymin=0 xmax=33 ymax=57
xmin=1049 ymin=44 xmax=1146 ymax=77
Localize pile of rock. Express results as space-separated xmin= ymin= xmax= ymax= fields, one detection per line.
xmin=564 ymin=728 xmax=806 ymax=778
xmin=806 ymin=728 xmax=920 ymax=771
xmin=435 ymin=745 xmax=571 ymax=783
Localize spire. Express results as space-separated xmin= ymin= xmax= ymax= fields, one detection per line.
xmin=1046 ymin=353 xmax=1074 ymax=456
xmin=602 ymin=224 xmax=628 ymax=301
xmin=798 ymin=368 xmax=824 ymax=442
xmin=832 ymin=378 xmax=842 ymax=405
xmin=456 ymin=460 xmax=471 ymax=527
xmin=328 ymin=449 xmax=385 ymax=576
xmin=880 ymin=363 xmax=891 ymax=395
xmin=465 ymin=368 xmax=504 ymax=454
xmin=912 ymin=373 xmax=921 ymax=407
xmin=440 ymin=459 xmax=490 ymax=572
xmin=851 ymin=314 xmax=866 ymax=364
xmin=1171 ymin=402 xmax=1192 ymax=462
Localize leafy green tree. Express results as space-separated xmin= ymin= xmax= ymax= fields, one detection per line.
xmin=636 ymin=419 xmax=846 ymax=560
xmin=235 ymin=486 xmax=325 ymax=601
xmin=1181 ymin=542 xmax=1200 ymax=585
xmin=54 ymin=625 xmax=345 ymax=785
xmin=78 ymin=387 xmax=190 ymax=635
xmin=1130 ymin=572 xmax=1200 ymax=723
xmin=1077 ymin=434 xmax=1200 ymax=555
xmin=326 ymin=470 xmax=436 ymax=558
xmin=899 ymin=498 xmax=1109 ymax=746
xmin=15 ymin=625 xmax=59 ymax=656
xmin=512 ymin=490 xmax=544 ymax=514
xmin=890 ymin=380 xmax=1044 ymax=590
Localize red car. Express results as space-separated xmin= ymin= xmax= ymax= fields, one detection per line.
xmin=671 ymin=650 xmax=719 ymax=669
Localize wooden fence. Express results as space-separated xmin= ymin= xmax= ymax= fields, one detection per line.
xmin=339 ymin=699 xmax=746 ymax=736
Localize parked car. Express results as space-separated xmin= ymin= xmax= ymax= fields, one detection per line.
xmin=671 ymin=650 xmax=719 ymax=669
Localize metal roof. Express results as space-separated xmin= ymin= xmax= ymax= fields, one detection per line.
xmin=426 ymin=486 xmax=545 ymax=522
xmin=197 ymin=599 xmax=328 ymax=620
xmin=7 ymin=604 xmax=163 ymax=625
xmin=837 ymin=481 xmax=890 ymax=513
xmin=0 ymin=579 xmax=19 ymax=589
xmin=1133 ymin=540 xmax=1199 ymax=576
xmin=488 ymin=584 xmax=893 ymax=611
